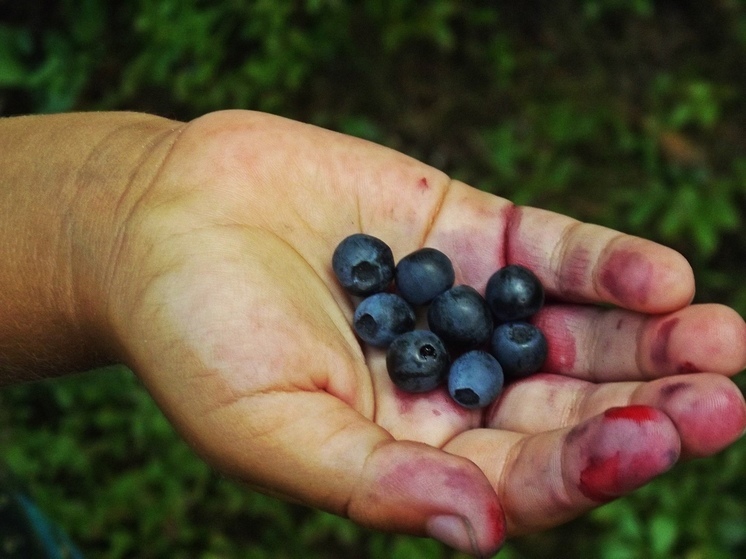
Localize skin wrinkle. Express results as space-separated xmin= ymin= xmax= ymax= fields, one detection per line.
xmin=556 ymin=431 xmax=579 ymax=514
xmin=108 ymin=125 xmax=181 ymax=218
xmin=419 ymin=176 xmax=454 ymax=250
xmin=501 ymin=202 xmax=518 ymax=267
xmin=497 ymin=432 xmax=529 ymax=530
xmin=226 ymin=225 xmax=368 ymax=413
xmin=344 ymin=437 xmax=396 ymax=521
xmin=274 ymin=229 xmax=355 ymax=345
xmin=355 ymin=191 xmax=363 ymax=240
xmin=564 ymin=379 xmax=591 ymax=429
xmin=552 ymin=220 xmax=585 ymax=299
xmin=312 ymin=405 xmax=376 ymax=481
xmin=651 ymin=318 xmax=678 ymax=370
xmin=7 ymin=122 xmax=159 ymax=378
xmin=566 ymin=382 xmax=593 ymax=428
xmin=635 ymin=315 xmax=652 ymax=380
xmin=578 ymin=312 xmax=600 ymax=383
xmin=562 ymin=308 xmax=588 ymax=378
xmin=589 ymin=310 xmax=626 ymax=382
xmin=438 ymin=417 xmax=480 ymax=449
xmin=592 ymin=232 xmax=626 ymax=302
xmin=102 ymin=123 xmax=188 ymax=347
xmin=57 ymin=211 xmax=84 ymax=356
xmin=313 ymin=419 xmax=371 ymax=515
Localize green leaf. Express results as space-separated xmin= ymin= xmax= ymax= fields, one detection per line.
xmin=650 ymin=514 xmax=678 ymax=557
xmin=0 ymin=26 xmax=32 ymax=86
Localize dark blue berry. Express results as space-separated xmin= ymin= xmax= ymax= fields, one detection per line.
xmin=353 ymin=293 xmax=415 ymax=347
xmin=395 ymin=247 xmax=455 ymax=305
xmin=386 ymin=330 xmax=450 ymax=393
xmin=490 ymin=322 xmax=548 ymax=378
xmin=332 ymin=233 xmax=395 ymax=296
xmin=485 ymin=265 xmax=544 ymax=322
xmin=427 ymin=285 xmax=493 ymax=349
xmin=447 ymin=350 xmax=504 ymax=409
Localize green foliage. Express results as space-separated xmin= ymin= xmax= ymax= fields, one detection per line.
xmin=2 ymin=0 xmax=746 ymax=557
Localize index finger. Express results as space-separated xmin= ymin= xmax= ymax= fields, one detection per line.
xmin=426 ymin=181 xmax=694 ymax=313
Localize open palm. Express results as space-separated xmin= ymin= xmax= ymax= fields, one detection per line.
xmin=105 ymin=111 xmax=746 ymax=556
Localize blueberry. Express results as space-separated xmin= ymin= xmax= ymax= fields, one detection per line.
xmin=353 ymin=293 xmax=415 ymax=347
xmin=386 ymin=330 xmax=450 ymax=393
xmin=490 ymin=321 xmax=548 ymax=378
xmin=485 ymin=265 xmax=544 ymax=322
xmin=332 ymin=233 xmax=395 ymax=296
xmin=427 ymin=285 xmax=493 ymax=349
xmin=447 ymin=350 xmax=504 ymax=409
xmin=395 ymin=247 xmax=455 ymax=305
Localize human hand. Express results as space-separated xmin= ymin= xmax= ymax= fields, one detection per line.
xmin=97 ymin=111 xmax=746 ymax=556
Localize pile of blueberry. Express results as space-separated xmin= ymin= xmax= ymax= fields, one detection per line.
xmin=332 ymin=233 xmax=548 ymax=410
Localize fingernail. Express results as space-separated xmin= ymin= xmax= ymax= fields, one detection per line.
xmin=426 ymin=514 xmax=480 ymax=556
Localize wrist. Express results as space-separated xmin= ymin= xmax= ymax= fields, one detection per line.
xmin=68 ymin=113 xmax=186 ymax=367
xmin=0 ymin=112 xmax=184 ymax=382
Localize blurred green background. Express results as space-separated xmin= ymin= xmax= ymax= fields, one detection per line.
xmin=1 ymin=0 xmax=746 ymax=557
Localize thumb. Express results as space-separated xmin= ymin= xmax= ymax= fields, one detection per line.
xmin=350 ymin=437 xmax=505 ymax=557
xmin=184 ymin=391 xmax=505 ymax=557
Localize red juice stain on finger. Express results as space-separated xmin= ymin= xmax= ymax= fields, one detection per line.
xmin=579 ymin=452 xmax=621 ymax=502
xmin=578 ymin=405 xmax=679 ymax=502
xmin=395 ymin=386 xmax=472 ymax=419
xmin=484 ymin=500 xmax=507 ymax=550
xmin=580 ymin=448 xmax=678 ymax=502
xmin=443 ymin=468 xmax=506 ymax=551
xmin=600 ymin=250 xmax=653 ymax=307
xmin=501 ymin=204 xmax=522 ymax=265
xmin=533 ymin=309 xmax=578 ymax=373
xmin=677 ymin=361 xmax=702 ymax=374
xmin=660 ymin=382 xmax=746 ymax=457
xmin=604 ymin=405 xmax=659 ymax=423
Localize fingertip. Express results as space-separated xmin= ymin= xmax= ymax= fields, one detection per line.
xmin=599 ymin=240 xmax=694 ymax=313
xmin=664 ymin=249 xmax=696 ymax=308
xmin=721 ymin=308 xmax=746 ymax=372
xmin=349 ymin=440 xmax=505 ymax=556
xmin=569 ymin=405 xmax=680 ymax=503
xmin=704 ymin=307 xmax=746 ymax=374
xmin=642 ymin=305 xmax=746 ymax=377
xmin=648 ymin=375 xmax=746 ymax=458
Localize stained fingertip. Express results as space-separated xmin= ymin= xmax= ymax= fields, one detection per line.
xmin=598 ymin=239 xmax=694 ymax=312
xmin=643 ymin=375 xmax=746 ymax=458
xmin=643 ymin=307 xmax=746 ymax=377
xmin=721 ymin=309 xmax=746 ymax=372
xmin=567 ymin=405 xmax=680 ymax=503
xmin=349 ymin=441 xmax=506 ymax=557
